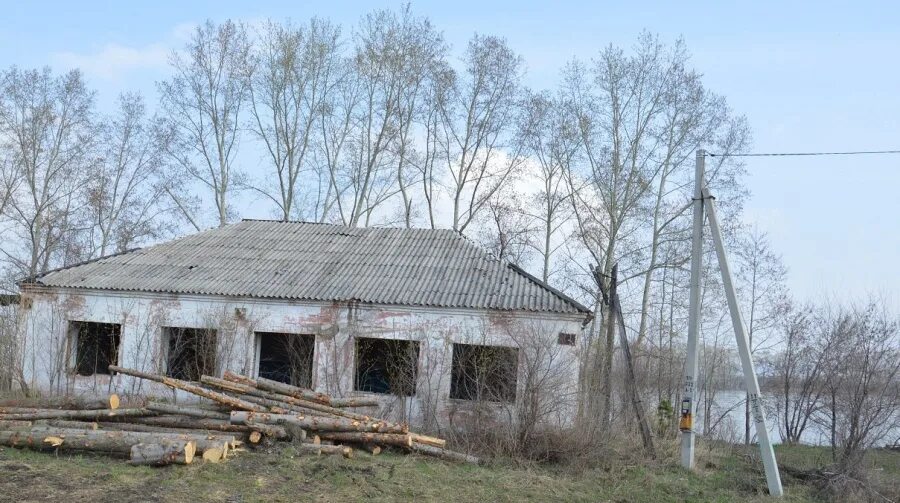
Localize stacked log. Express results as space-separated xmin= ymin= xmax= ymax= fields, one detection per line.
xmin=0 ymin=365 xmax=481 ymax=467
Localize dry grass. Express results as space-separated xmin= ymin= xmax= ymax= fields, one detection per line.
xmin=1 ymin=439 xmax=893 ymax=502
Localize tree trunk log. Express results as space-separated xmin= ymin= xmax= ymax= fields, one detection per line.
xmin=230 ymin=411 xmax=404 ymax=434
xmin=95 ymin=422 xmax=249 ymax=444
xmin=0 ymin=395 xmax=114 ymax=410
xmin=0 ymin=420 xmax=33 ymax=430
xmin=223 ymin=372 xmax=330 ymax=404
xmin=410 ymin=442 xmax=481 ymax=464
xmin=296 ymin=443 xmax=353 ymax=458
xmin=409 ymin=433 xmax=446 ymax=448
xmin=109 ymin=366 xmax=266 ymax=412
xmin=208 ymin=386 xmax=332 ymax=418
xmin=0 ymin=428 xmax=214 ymax=457
xmin=330 ymin=398 xmax=380 ymax=408
xmin=317 ymin=432 xmax=412 ymax=448
xmin=129 ymin=440 xmax=195 ymax=466
xmin=358 ymin=443 xmax=381 ymax=455
xmin=26 ymin=426 xmax=235 ymax=455
xmin=0 ymin=408 xmax=151 ymax=421
xmin=121 ymin=415 xmax=288 ymax=439
xmin=41 ymin=420 xmax=99 ymax=430
xmin=0 ymin=430 xmax=128 ymax=455
xmin=145 ymin=402 xmax=230 ymax=421
xmin=201 ymin=377 xmax=336 ymax=418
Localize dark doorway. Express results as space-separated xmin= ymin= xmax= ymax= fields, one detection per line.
xmin=256 ymin=332 xmax=315 ymax=388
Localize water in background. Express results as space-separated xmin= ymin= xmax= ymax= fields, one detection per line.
xmin=698 ymin=390 xmax=900 ymax=447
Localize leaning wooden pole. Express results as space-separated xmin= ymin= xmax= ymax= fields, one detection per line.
xmin=703 ymin=186 xmax=784 ymax=497
xmin=609 ymin=264 xmax=656 ymax=457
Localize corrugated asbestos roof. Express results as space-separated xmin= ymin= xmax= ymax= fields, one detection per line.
xmin=29 ymin=220 xmax=589 ymax=316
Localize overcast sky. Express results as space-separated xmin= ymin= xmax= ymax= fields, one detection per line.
xmin=1 ymin=0 xmax=897 ymax=306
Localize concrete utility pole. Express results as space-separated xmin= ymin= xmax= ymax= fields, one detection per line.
xmin=678 ymin=148 xmax=783 ymax=497
xmin=703 ymin=187 xmax=784 ymax=497
xmin=680 ymin=149 xmax=705 ymax=469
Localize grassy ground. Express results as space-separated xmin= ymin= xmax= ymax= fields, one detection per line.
xmin=0 ymin=441 xmax=896 ymax=503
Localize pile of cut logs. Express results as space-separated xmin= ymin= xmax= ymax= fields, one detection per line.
xmin=0 ymin=365 xmax=479 ymax=467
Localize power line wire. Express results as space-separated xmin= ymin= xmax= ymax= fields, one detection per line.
xmin=707 ymin=150 xmax=900 ymax=157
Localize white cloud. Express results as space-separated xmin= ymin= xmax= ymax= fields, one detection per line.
xmin=51 ymin=23 xmax=197 ymax=81
xmin=54 ymin=43 xmax=169 ymax=80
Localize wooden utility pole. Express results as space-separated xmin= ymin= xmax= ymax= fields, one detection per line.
xmin=608 ymin=264 xmax=656 ymax=457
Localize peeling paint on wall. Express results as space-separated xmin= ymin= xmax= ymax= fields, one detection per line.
xmin=17 ymin=287 xmax=586 ymax=429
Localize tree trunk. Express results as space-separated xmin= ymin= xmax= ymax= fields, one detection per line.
xmin=297 ymin=443 xmax=353 ymax=458
xmin=0 ymin=408 xmax=151 ymax=421
xmin=124 ymin=415 xmax=288 ymax=439
xmin=42 ymin=420 xmax=99 ymax=430
xmin=0 ymin=395 xmax=117 ymax=410
xmin=230 ymin=411 xmax=406 ymax=434
xmin=359 ymin=443 xmax=381 ymax=455
xmin=146 ymin=402 xmax=230 ymax=421
xmin=330 ymin=398 xmax=380 ymax=408
xmin=317 ymin=432 xmax=412 ymax=448
xmin=129 ymin=440 xmax=196 ymax=466
xmin=208 ymin=376 xmax=381 ymax=423
xmin=0 ymin=420 xmax=33 ymax=431
xmin=109 ymin=366 xmax=267 ymax=412
xmin=409 ymin=432 xmax=446 ymax=448
xmin=201 ymin=381 xmax=332 ymax=418
xmin=0 ymin=428 xmax=216 ymax=458
xmin=222 ymin=372 xmax=330 ymax=404
xmin=25 ymin=426 xmax=235 ymax=456
xmin=410 ymin=442 xmax=481 ymax=464
xmin=95 ymin=421 xmax=253 ymax=444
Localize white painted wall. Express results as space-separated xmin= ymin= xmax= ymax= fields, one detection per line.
xmin=16 ymin=286 xmax=588 ymax=429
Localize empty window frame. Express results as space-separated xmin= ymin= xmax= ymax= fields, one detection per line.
xmin=450 ymin=343 xmax=518 ymax=403
xmin=69 ymin=321 xmax=122 ymax=376
xmin=256 ymin=332 xmax=315 ymax=388
xmin=558 ymin=332 xmax=576 ymax=346
xmin=164 ymin=327 xmax=217 ymax=381
xmin=354 ymin=337 xmax=420 ymax=396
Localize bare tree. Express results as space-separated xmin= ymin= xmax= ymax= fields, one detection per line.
xmin=412 ymin=61 xmax=453 ymax=229
xmin=819 ymin=301 xmax=900 ymax=470
xmin=439 ymin=35 xmax=526 ymax=233
xmin=86 ymin=93 xmax=177 ymax=256
xmin=475 ymin=188 xmax=535 ymax=264
xmin=0 ymin=67 xmax=95 ymax=280
xmin=386 ymin=7 xmax=446 ymax=228
xmin=735 ymin=225 xmax=789 ymax=444
xmin=519 ymin=91 xmax=579 ymax=283
xmin=772 ymin=302 xmax=839 ymax=445
xmin=247 ymin=19 xmax=341 ymax=221
xmin=315 ymin=9 xmax=444 ymax=227
xmin=159 ymin=20 xmax=252 ymax=228
xmin=562 ymin=34 xmax=750 ymax=433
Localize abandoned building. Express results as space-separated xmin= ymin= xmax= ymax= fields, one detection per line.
xmin=15 ymin=220 xmax=591 ymax=427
